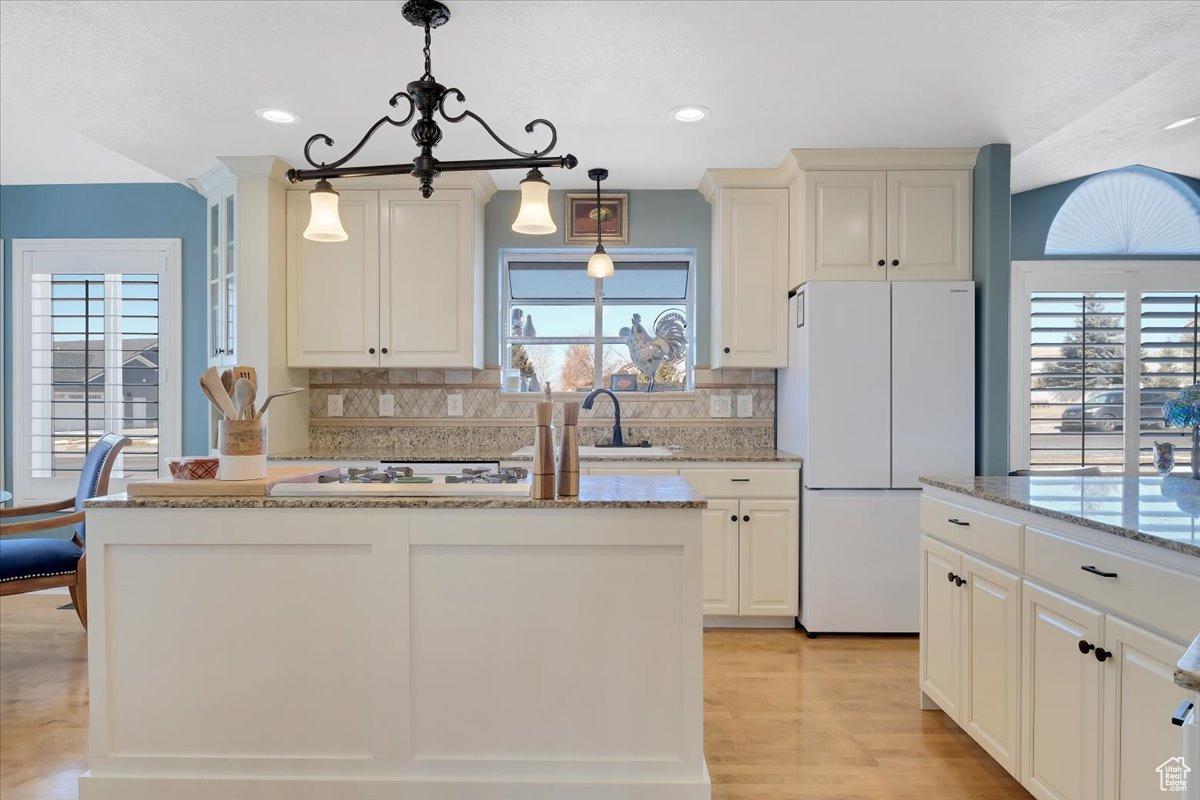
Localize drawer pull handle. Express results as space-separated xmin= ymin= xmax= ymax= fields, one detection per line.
xmin=1094 ymin=647 xmax=1112 ymax=663
xmin=1078 ymin=639 xmax=1095 ymax=655
xmin=947 ymin=518 xmax=970 ymax=526
xmin=1080 ymin=565 xmax=1118 ymax=578
xmin=730 ymin=478 xmax=751 ymax=482
xmin=1173 ymin=700 xmax=1194 ymax=726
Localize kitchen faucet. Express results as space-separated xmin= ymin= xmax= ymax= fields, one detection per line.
xmin=581 ymin=388 xmax=624 ymax=447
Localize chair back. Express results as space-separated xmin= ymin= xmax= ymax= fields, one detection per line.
xmin=1008 ymin=467 xmax=1103 ymax=477
xmin=74 ymin=433 xmax=132 ymax=540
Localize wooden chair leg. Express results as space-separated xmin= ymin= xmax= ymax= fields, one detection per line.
xmin=72 ymin=554 xmax=88 ymax=630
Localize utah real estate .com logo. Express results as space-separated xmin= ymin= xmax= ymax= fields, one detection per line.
xmin=1158 ymin=757 xmax=1190 ymax=792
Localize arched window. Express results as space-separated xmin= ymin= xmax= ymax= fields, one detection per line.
xmin=1045 ymin=165 xmax=1200 ymax=255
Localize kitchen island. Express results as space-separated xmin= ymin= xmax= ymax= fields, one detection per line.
xmin=79 ymin=476 xmax=711 ymax=800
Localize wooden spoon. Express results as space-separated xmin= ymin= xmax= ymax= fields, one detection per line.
xmin=201 ymin=367 xmax=239 ymax=419
xmin=221 ymin=369 xmax=234 ymax=398
xmin=256 ymin=387 xmax=306 ymax=418
xmin=232 ymin=378 xmax=256 ymax=421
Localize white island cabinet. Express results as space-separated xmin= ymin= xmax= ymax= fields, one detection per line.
xmin=79 ymin=477 xmax=710 ymax=800
xmin=919 ymin=476 xmax=1200 ymax=800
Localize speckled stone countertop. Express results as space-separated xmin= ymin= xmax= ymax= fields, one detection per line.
xmin=269 ymin=448 xmax=802 ymax=464
xmin=86 ymin=475 xmax=707 ymax=510
xmin=1177 ymin=633 xmax=1200 ymax=692
xmin=920 ymin=475 xmax=1200 ymax=558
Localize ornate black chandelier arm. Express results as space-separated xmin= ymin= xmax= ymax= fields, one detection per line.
xmin=286 ymin=153 xmax=577 ymax=184
xmin=438 ymin=88 xmax=558 ymax=159
xmin=299 ymin=93 xmax=417 ymax=170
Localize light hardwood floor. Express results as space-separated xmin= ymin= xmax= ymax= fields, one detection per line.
xmin=1 ymin=594 xmax=1030 ymax=800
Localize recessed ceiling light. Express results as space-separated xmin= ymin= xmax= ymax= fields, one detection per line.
xmin=1163 ymin=115 xmax=1198 ymax=131
xmin=669 ymin=105 xmax=710 ymax=123
xmin=256 ymin=107 xmax=301 ymax=124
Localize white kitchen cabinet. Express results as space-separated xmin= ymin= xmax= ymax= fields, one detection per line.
xmin=287 ymin=190 xmax=381 ymax=367
xmin=920 ymin=535 xmax=963 ymax=721
xmin=961 ymin=554 xmax=1021 ymax=775
xmin=886 ymin=170 xmax=972 ymax=281
xmin=738 ymin=499 xmax=799 ymax=616
xmin=1021 ymin=582 xmax=1103 ymax=800
xmin=700 ymin=498 xmax=740 ymax=616
xmin=205 ymin=177 xmax=237 ymax=368
xmin=1102 ymin=616 xmax=1189 ymax=800
xmin=287 ymin=179 xmax=487 ymax=369
xmin=710 ymin=187 xmax=789 ymax=368
xmin=792 ymin=167 xmax=971 ymax=286
xmin=802 ymin=170 xmax=887 ymax=282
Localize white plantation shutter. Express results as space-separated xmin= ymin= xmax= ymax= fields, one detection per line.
xmin=1139 ymin=292 xmax=1199 ymax=473
xmin=13 ymin=240 xmax=180 ymax=501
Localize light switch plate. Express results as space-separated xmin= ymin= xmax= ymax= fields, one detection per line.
xmin=447 ymin=393 xmax=464 ymax=416
xmin=327 ymin=394 xmax=343 ymax=417
xmin=710 ymin=395 xmax=731 ymax=418
xmin=378 ymin=393 xmax=395 ymax=417
xmin=737 ymin=394 xmax=754 ymax=417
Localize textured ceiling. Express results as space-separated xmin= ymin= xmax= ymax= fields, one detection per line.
xmin=1 ymin=0 xmax=1197 ymax=191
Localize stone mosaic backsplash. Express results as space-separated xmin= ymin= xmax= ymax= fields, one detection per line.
xmin=306 ymin=367 xmax=776 ymax=452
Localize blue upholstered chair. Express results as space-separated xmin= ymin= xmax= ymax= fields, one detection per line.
xmin=0 ymin=433 xmax=131 ymax=628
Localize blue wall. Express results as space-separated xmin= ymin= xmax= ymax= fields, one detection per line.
xmin=1012 ymin=170 xmax=1200 ymax=261
xmin=973 ymin=144 xmax=1012 ymax=476
xmin=1 ymin=183 xmax=208 ymax=491
xmin=483 ymin=189 xmax=712 ymax=365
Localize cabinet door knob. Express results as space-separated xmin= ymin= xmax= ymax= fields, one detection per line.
xmin=381 ymin=347 xmax=389 ymax=354
xmin=954 ymin=576 xmax=965 ymax=587
xmin=742 ymin=514 xmax=750 ymax=522
xmin=876 ymin=259 xmax=885 ymax=267
xmin=891 ymin=259 xmax=899 ymax=267
xmin=1078 ymin=639 xmax=1095 ymax=654
xmin=947 ymin=571 xmax=956 ymax=583
xmin=1095 ymin=647 xmax=1112 ymax=663
xmin=723 ymin=347 xmax=731 ymax=354
xmin=730 ymin=514 xmax=738 ymax=522
xmin=368 ymin=347 xmax=376 ymax=355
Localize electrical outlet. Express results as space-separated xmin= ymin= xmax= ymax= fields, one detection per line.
xmin=447 ymin=393 xmax=464 ymax=416
xmin=710 ymin=395 xmax=732 ymax=418
xmin=737 ymin=394 xmax=754 ymax=418
xmin=327 ymin=394 xmax=343 ymax=417
xmin=378 ymin=393 xmax=395 ymax=417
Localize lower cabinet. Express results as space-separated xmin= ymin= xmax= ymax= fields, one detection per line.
xmin=700 ymin=499 xmax=740 ymax=616
xmin=700 ymin=497 xmax=799 ymax=618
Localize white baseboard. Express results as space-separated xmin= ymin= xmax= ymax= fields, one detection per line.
xmin=704 ymin=615 xmax=797 ymax=629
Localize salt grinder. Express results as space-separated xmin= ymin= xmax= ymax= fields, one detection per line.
xmin=557 ymin=401 xmax=581 ymax=497
xmin=532 ymin=383 xmax=556 ymax=499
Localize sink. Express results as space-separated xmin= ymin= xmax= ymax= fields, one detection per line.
xmin=510 ymin=445 xmax=674 ymax=458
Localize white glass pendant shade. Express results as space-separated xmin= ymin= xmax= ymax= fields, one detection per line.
xmin=587 ymin=245 xmax=614 ymax=278
xmin=304 ymin=180 xmax=348 ymax=242
xmin=512 ymin=169 xmax=556 ymax=235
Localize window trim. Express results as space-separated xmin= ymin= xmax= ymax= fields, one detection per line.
xmin=1008 ymin=260 xmax=1200 ymax=473
xmin=500 ymin=248 xmax=697 ymax=396
xmin=11 ymin=238 xmax=182 ymax=502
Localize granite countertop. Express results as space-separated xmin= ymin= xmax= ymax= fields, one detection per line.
xmin=1178 ymin=633 xmax=1200 ymax=692
xmin=86 ymin=475 xmax=707 ymax=510
xmin=269 ymin=448 xmax=802 ymax=464
xmin=920 ymin=475 xmax=1200 ymax=558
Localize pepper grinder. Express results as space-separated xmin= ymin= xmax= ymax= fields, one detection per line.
xmin=557 ymin=401 xmax=581 ymax=497
xmin=532 ymin=383 xmax=556 ymax=499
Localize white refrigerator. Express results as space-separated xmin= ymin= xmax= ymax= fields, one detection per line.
xmin=778 ymin=282 xmax=975 ymax=633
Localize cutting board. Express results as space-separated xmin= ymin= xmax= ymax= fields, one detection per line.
xmin=127 ymin=465 xmax=340 ymax=497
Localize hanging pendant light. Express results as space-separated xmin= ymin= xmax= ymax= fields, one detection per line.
xmin=303 ymin=179 xmax=349 ymax=242
xmin=512 ymin=168 xmax=556 ymax=235
xmin=586 ymin=168 xmax=614 ymax=278
xmin=287 ymin=0 xmax=576 ymax=242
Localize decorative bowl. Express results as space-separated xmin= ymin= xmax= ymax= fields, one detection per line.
xmin=168 ymin=457 xmax=219 ymax=480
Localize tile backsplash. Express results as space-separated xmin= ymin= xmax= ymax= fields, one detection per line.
xmin=307 ymin=367 xmax=777 ymax=452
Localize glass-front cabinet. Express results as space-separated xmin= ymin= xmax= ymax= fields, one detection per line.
xmin=206 ymin=179 xmax=237 ymax=368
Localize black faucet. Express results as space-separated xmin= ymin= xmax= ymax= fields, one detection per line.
xmin=581 ymin=388 xmax=624 ymax=447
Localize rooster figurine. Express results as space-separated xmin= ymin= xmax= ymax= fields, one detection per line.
xmin=620 ymin=311 xmax=687 ymax=392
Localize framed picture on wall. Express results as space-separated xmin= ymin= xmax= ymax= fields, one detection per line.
xmin=609 ymin=373 xmax=638 ymax=392
xmin=564 ymin=192 xmax=629 ymax=244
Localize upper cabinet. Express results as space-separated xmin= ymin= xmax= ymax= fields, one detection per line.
xmin=204 ymin=175 xmax=238 ymax=368
xmin=709 ymin=187 xmax=789 ymax=368
xmin=287 ymin=177 xmax=490 ymax=369
xmin=797 ymin=168 xmax=971 ymax=286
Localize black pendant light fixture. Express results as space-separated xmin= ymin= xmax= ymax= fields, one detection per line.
xmin=586 ymin=168 xmax=614 ymax=278
xmin=288 ymin=0 xmax=577 ymax=241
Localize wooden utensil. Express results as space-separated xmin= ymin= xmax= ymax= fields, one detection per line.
xmin=221 ymin=369 xmax=234 ymax=398
xmin=232 ymin=378 xmax=256 ymax=420
xmin=201 ymin=367 xmax=239 ymax=419
xmin=232 ymin=365 xmax=257 ymax=389
xmin=256 ymin=387 xmax=306 ymax=418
